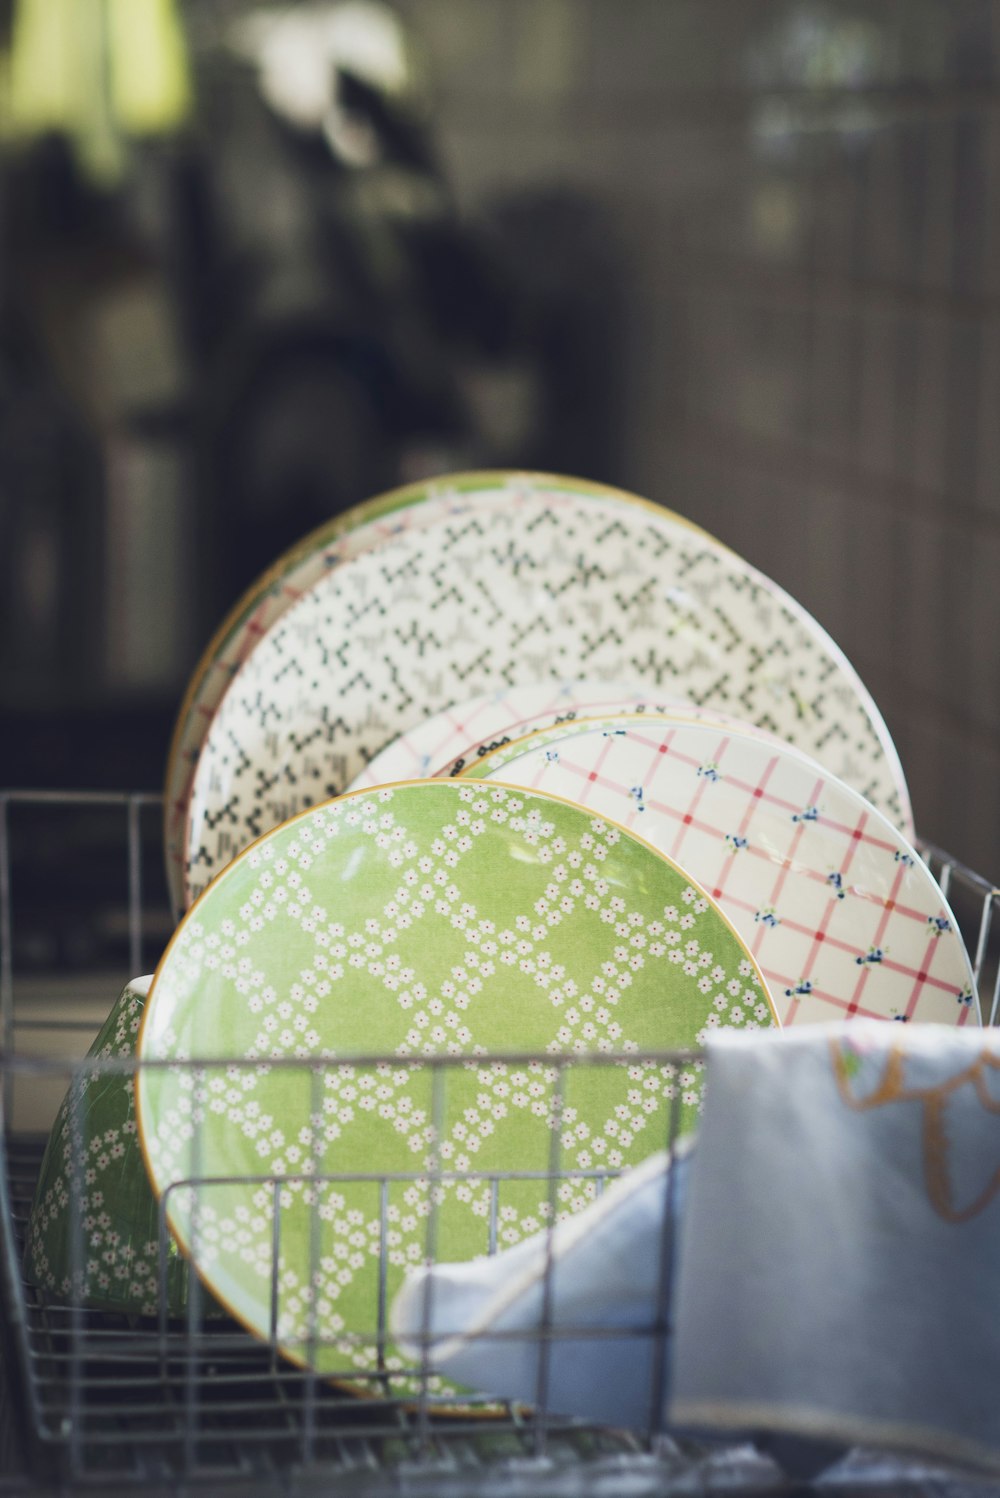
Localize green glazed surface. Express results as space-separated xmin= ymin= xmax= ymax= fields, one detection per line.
xmin=139 ymin=781 xmax=770 ymax=1391
xmin=25 ymin=980 xmax=196 ymax=1316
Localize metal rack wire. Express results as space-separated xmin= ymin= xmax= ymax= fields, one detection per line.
xmin=1 ymin=788 xmax=998 ymax=1495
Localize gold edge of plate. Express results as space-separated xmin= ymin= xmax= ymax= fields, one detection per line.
xmin=491 ymin=470 xmax=727 ymax=548
xmin=131 ymin=1119 xmax=500 ymax=1416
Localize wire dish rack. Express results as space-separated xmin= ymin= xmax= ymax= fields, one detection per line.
xmin=1 ymin=789 xmax=998 ymax=1497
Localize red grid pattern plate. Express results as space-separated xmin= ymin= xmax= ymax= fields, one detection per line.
xmin=433 ymin=708 xmax=795 ymax=782
xmin=350 ymin=684 xmax=765 ymax=788
xmin=463 ymin=721 xmax=977 ymax=1028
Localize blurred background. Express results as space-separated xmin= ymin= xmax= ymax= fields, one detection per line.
xmin=0 ymin=0 xmax=997 ymax=889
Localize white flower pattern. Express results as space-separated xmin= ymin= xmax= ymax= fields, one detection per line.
xmin=25 ymin=982 xmax=204 ymax=1318
xmin=143 ymin=784 xmax=764 ymax=1392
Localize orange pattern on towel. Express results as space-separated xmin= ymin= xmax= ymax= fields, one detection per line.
xmin=830 ymin=1039 xmax=1000 ymax=1224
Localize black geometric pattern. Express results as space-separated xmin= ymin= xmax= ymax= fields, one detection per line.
xmin=184 ymin=490 xmax=910 ymax=905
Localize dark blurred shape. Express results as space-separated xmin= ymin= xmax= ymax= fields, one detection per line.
xmin=0 ymin=335 xmax=104 ymax=705
xmin=0 ymin=0 xmax=625 ymax=800
xmin=199 ymin=0 xmax=514 ymax=602
xmin=478 ymin=190 xmax=626 ymax=485
xmin=0 ymin=0 xmax=199 ymax=791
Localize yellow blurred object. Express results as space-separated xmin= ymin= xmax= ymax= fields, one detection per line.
xmin=106 ymin=0 xmax=192 ymax=136
xmin=3 ymin=0 xmax=193 ymax=185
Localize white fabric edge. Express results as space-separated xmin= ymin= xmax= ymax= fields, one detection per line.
xmin=391 ymin=1138 xmax=692 ymax=1362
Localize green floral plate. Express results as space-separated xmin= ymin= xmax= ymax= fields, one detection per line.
xmin=24 ymin=978 xmax=199 ymax=1316
xmin=138 ymin=781 xmax=775 ymax=1393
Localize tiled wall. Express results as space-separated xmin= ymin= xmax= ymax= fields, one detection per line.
xmin=401 ymin=0 xmax=1000 ymax=874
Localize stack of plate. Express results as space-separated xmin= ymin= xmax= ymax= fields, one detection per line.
xmin=26 ymin=471 xmax=979 ymax=1389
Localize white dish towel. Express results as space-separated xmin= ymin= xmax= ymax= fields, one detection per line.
xmin=670 ymin=1021 xmax=1000 ymax=1474
xmin=390 ymin=1143 xmax=691 ymax=1428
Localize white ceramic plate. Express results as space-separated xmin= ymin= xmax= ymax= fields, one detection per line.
xmin=432 ymin=706 xmax=798 ymax=782
xmin=460 ymin=719 xmax=977 ymax=1027
xmin=352 ymin=683 xmax=731 ymax=787
xmin=164 ymin=484 xmax=450 ymax=913
xmin=183 ymin=474 xmax=911 ymax=905
xmin=165 ymin=473 xmax=717 ymax=912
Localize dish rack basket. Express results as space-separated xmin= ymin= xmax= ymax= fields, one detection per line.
xmin=0 ymin=788 xmax=998 ymax=1497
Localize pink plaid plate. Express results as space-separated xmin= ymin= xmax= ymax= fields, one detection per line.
xmin=352 ymin=684 xmax=717 ymax=788
xmin=433 ymin=707 xmax=795 ymax=781
xmin=463 ymin=720 xmax=977 ymax=1029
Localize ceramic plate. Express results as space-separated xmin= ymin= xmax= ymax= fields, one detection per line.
xmin=433 ymin=707 xmax=797 ymax=781
xmin=164 ymin=484 xmax=439 ymax=914
xmin=139 ymin=780 xmax=773 ymax=1389
xmin=24 ymin=978 xmax=201 ymax=1317
xmin=352 ymin=684 xmax=782 ymax=788
xmin=165 ymin=472 xmax=717 ymax=912
xmin=183 ymin=474 xmax=911 ymax=906
xmin=350 ymin=681 xmax=683 ymax=788
xmin=461 ymin=721 xmax=977 ymax=1027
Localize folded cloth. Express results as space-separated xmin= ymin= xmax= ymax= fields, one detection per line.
xmin=390 ymin=1144 xmax=691 ymax=1426
xmin=670 ymin=1022 xmax=1000 ymax=1475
